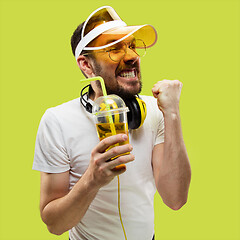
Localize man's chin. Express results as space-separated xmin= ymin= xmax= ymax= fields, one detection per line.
xmin=108 ymin=82 xmax=142 ymax=99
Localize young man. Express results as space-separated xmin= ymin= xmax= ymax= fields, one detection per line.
xmin=33 ymin=6 xmax=191 ymax=240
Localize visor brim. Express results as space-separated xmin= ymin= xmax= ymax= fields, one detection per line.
xmin=84 ymin=24 xmax=157 ymax=51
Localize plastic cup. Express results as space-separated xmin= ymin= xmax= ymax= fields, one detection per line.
xmin=92 ymin=94 xmax=129 ymax=170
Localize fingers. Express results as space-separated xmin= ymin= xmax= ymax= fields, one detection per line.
xmin=88 ymin=136 xmax=134 ymax=187
xmin=92 ymin=143 xmax=133 ymax=167
xmin=152 ymin=79 xmax=183 ymax=114
xmin=152 ymin=83 xmax=162 ymax=98
xmin=94 ymin=134 xmax=128 ymax=154
xmin=91 ymin=134 xmax=133 ymax=168
xmin=103 ymin=143 xmax=133 ymax=160
xmin=152 ymin=80 xmax=168 ymax=97
xmin=152 ymin=79 xmax=183 ymax=97
xmin=107 ymin=153 xmax=135 ymax=171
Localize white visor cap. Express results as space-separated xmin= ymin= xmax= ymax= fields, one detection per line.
xmin=74 ymin=6 xmax=158 ymax=60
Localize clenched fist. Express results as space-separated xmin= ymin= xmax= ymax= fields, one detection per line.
xmin=152 ymin=80 xmax=183 ymax=115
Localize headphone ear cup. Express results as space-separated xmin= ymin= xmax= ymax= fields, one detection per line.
xmin=124 ymin=97 xmax=147 ymax=129
xmin=135 ymin=97 xmax=147 ymax=127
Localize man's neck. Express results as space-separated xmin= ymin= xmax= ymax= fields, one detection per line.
xmin=89 ymin=80 xmax=104 ymax=101
xmin=89 ymin=88 xmax=103 ymax=101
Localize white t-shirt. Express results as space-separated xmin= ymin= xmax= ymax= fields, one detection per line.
xmin=33 ymin=95 xmax=164 ymax=240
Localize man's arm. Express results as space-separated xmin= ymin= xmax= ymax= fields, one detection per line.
xmin=40 ymin=134 xmax=134 ymax=235
xmin=152 ymin=80 xmax=191 ymax=210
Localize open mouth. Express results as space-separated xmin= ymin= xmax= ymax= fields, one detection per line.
xmin=118 ymin=69 xmax=137 ymax=79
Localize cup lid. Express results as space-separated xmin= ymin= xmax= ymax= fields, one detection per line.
xmin=92 ymin=94 xmax=129 ymax=116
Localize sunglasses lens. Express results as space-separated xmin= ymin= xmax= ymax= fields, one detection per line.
xmin=108 ymin=43 xmax=126 ymax=62
xmin=109 ymin=39 xmax=146 ymax=62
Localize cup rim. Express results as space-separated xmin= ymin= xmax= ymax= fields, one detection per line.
xmin=92 ymin=107 xmax=129 ymax=116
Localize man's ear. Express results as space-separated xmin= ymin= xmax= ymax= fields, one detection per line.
xmin=77 ymin=55 xmax=95 ymax=78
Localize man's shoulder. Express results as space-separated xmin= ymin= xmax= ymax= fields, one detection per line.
xmin=139 ymin=95 xmax=155 ymax=101
xmin=139 ymin=94 xmax=163 ymax=119
xmin=139 ymin=95 xmax=157 ymax=106
xmin=40 ymin=98 xmax=86 ymax=124
xmin=46 ymin=98 xmax=80 ymax=115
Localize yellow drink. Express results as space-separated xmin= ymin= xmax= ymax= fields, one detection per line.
xmin=96 ymin=122 xmax=129 ymax=170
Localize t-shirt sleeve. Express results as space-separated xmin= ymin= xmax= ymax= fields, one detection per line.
xmin=32 ymin=109 xmax=70 ymax=173
xmin=146 ymin=96 xmax=165 ymax=145
xmin=155 ymin=111 xmax=164 ymax=145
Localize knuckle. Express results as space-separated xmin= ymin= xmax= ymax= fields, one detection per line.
xmin=94 ymin=157 xmax=101 ymax=166
xmin=174 ymin=80 xmax=181 ymax=86
xmin=98 ymin=166 xmax=104 ymax=174
xmin=105 ymin=171 xmax=112 ymax=178
xmin=91 ymin=148 xmax=97 ymax=157
xmin=165 ymin=80 xmax=170 ymax=84
xmin=101 ymin=138 xmax=109 ymax=146
xmin=117 ymin=156 xmax=125 ymax=163
xmin=90 ymin=151 xmax=95 ymax=159
xmin=111 ymin=147 xmax=118 ymax=155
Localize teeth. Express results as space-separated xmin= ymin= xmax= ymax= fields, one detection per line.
xmin=120 ymin=70 xmax=136 ymax=78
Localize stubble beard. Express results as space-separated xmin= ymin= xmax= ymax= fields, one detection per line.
xmin=91 ymin=57 xmax=142 ymax=99
xmin=108 ymin=80 xmax=142 ymax=99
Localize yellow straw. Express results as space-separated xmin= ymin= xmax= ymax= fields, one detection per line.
xmin=80 ymin=76 xmax=116 ymax=135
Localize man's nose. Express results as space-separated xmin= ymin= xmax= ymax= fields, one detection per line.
xmin=122 ymin=47 xmax=139 ymax=63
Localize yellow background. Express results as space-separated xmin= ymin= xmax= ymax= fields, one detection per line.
xmin=0 ymin=0 xmax=239 ymax=239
